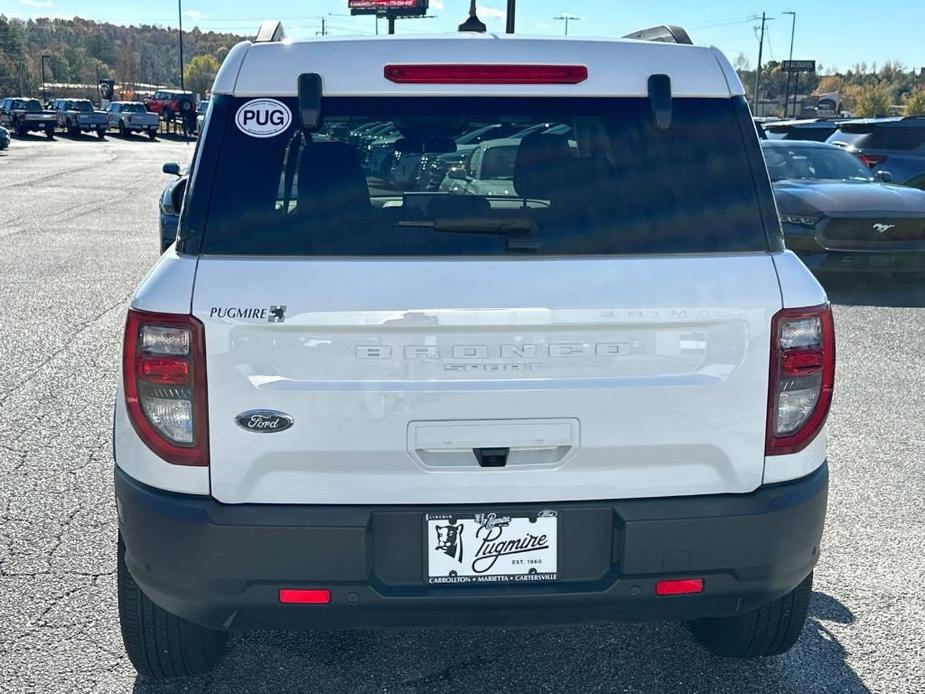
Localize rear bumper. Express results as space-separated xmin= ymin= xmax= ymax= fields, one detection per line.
xmin=115 ymin=463 xmax=827 ymax=631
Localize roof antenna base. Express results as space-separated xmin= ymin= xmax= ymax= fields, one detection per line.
xmin=459 ymin=0 xmax=487 ymax=33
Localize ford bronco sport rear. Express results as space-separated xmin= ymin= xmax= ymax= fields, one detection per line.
xmin=114 ymin=29 xmax=833 ymax=679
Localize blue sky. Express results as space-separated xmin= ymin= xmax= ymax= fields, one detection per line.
xmin=2 ymin=0 xmax=923 ymax=73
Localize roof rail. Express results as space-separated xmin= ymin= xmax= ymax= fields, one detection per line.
xmin=622 ymin=25 xmax=693 ymax=45
xmin=255 ymin=20 xmax=286 ymax=43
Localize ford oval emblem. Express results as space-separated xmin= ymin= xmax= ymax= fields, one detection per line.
xmin=235 ymin=410 xmax=294 ymax=433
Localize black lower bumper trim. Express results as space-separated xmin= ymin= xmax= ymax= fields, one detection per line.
xmin=115 ymin=464 xmax=828 ymax=630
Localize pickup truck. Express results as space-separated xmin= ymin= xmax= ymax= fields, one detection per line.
xmin=107 ymin=101 xmax=159 ymax=139
xmin=0 ymin=97 xmax=57 ymax=138
xmin=115 ymin=26 xmax=834 ymax=679
xmin=49 ymin=99 xmax=109 ymax=138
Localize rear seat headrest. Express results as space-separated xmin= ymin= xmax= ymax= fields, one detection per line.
xmin=513 ymin=133 xmax=574 ymax=200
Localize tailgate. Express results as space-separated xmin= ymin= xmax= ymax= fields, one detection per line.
xmin=193 ymin=255 xmax=781 ymax=505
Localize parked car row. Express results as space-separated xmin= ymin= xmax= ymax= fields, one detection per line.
xmin=0 ymin=92 xmax=210 ymax=143
xmin=758 ymin=116 xmax=925 ymax=190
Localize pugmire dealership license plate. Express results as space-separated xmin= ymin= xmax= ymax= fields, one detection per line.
xmin=425 ymin=510 xmax=558 ymax=584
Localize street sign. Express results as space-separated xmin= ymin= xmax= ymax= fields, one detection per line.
xmin=781 ymin=60 xmax=816 ymax=73
xmin=348 ymin=0 xmax=428 ymax=15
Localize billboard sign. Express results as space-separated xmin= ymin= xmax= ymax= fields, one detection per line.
xmin=781 ymin=60 xmax=816 ymax=73
xmin=348 ymin=0 xmax=428 ymax=15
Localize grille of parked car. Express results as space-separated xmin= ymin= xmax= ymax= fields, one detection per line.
xmin=821 ymin=217 xmax=925 ymax=244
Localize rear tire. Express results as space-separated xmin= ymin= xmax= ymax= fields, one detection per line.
xmin=688 ymin=572 xmax=813 ymax=658
xmin=45 ymin=126 xmax=54 ymax=139
xmin=148 ymin=128 xmax=157 ymax=140
xmin=118 ymin=535 xmax=228 ymax=678
xmin=97 ymin=127 xmax=106 ymax=139
xmin=119 ymin=121 xmax=127 ymax=137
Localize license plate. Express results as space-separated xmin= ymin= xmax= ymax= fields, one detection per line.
xmin=425 ymin=510 xmax=558 ymax=585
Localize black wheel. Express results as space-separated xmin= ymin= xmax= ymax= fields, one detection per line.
xmin=96 ymin=127 xmax=106 ymax=139
xmin=119 ymin=121 xmax=127 ymax=137
xmin=163 ymin=109 xmax=174 ymax=123
xmin=688 ymin=572 xmax=813 ymax=658
xmin=16 ymin=124 xmax=26 ymax=137
xmin=148 ymin=128 xmax=157 ymax=141
xmin=118 ymin=535 xmax=228 ymax=678
xmin=45 ymin=126 xmax=54 ymax=139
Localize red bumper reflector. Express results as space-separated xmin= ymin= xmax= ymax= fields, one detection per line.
xmin=279 ymin=589 xmax=331 ymax=605
xmin=655 ymin=578 xmax=704 ymax=596
xmin=384 ymin=64 xmax=589 ymax=85
xmin=139 ymin=356 xmax=190 ymax=384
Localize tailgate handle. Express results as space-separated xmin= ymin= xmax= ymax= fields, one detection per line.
xmin=473 ymin=447 xmax=509 ymax=468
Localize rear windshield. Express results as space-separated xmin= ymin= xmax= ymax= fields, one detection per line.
xmin=828 ymin=122 xmax=925 ymax=151
xmin=121 ymin=103 xmax=146 ymax=113
xmin=200 ymin=96 xmax=767 ymax=256
xmin=73 ymin=101 xmax=94 ymax=112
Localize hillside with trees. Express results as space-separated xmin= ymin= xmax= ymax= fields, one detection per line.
xmin=0 ymin=15 xmax=243 ymax=98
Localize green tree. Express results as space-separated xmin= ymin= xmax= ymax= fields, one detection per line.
xmin=904 ymin=89 xmax=925 ymax=116
xmin=853 ymin=86 xmax=891 ymax=117
xmin=183 ymin=54 xmax=220 ymax=98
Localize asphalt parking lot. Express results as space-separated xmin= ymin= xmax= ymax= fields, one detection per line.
xmin=1 ymin=133 xmax=924 ymax=694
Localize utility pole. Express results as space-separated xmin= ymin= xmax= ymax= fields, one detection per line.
xmin=178 ymin=0 xmax=185 ymax=92
xmin=751 ymin=13 xmax=773 ymax=114
xmin=40 ymin=54 xmax=49 ymax=103
xmin=782 ymin=11 xmax=796 ymax=118
xmin=554 ymin=14 xmax=579 ymax=36
xmin=506 ymin=0 xmax=516 ymax=34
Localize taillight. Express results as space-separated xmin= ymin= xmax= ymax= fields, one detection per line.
xmin=383 ymin=64 xmax=589 ymax=85
xmin=766 ymin=305 xmax=835 ymax=456
xmin=856 ymin=152 xmax=887 ymax=169
xmin=123 ymin=309 xmax=209 ymax=466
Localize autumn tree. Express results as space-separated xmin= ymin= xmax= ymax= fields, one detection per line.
xmin=183 ymin=54 xmax=220 ymax=98
xmin=853 ymin=86 xmax=892 ymax=117
xmin=904 ymin=89 xmax=925 ymax=117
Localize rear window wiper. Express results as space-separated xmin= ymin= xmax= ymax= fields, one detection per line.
xmin=398 ymin=217 xmax=536 ymax=235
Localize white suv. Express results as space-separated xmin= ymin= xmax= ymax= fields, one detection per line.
xmin=114 ymin=27 xmax=834 ymax=679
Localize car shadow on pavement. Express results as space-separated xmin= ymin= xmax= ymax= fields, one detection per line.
xmin=822 ymin=273 xmax=925 ymax=308
xmin=131 ymin=591 xmax=869 ymax=694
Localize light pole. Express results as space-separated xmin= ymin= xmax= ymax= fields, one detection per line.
xmin=506 ymin=0 xmax=516 ymax=34
xmin=554 ymin=14 xmax=580 ymax=36
xmin=40 ymin=54 xmax=49 ymax=103
xmin=782 ymin=11 xmax=797 ymax=118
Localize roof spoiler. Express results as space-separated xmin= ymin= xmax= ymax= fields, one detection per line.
xmin=622 ymin=25 xmax=693 ymax=45
xmin=255 ymin=20 xmax=286 ymax=43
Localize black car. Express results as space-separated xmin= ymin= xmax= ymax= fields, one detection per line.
xmin=763 ymin=139 xmax=925 ymax=274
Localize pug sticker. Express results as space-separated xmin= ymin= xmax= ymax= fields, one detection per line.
xmin=235 ymin=99 xmax=292 ymax=138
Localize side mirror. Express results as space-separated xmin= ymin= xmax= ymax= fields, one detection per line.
xmin=447 ymin=167 xmax=469 ymax=181
xmin=162 ymin=162 xmax=181 ymax=177
xmin=875 ymin=170 xmax=893 ymax=183
xmin=171 ymin=178 xmax=188 ymax=213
